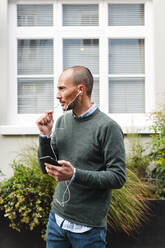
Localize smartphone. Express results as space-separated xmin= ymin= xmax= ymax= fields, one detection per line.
xmin=39 ymin=156 xmax=61 ymax=166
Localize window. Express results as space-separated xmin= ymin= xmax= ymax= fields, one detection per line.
xmin=8 ymin=0 xmax=153 ymax=132
xmin=109 ymin=39 xmax=145 ymax=113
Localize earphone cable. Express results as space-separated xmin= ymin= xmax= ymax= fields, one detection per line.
xmin=50 ymin=127 xmax=71 ymax=207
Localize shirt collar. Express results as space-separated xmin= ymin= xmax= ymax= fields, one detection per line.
xmin=73 ymin=103 xmax=98 ymax=119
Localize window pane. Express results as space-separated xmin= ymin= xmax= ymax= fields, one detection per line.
xmin=109 ymin=39 xmax=144 ymax=74
xmin=17 ymin=4 xmax=53 ymax=26
xmin=108 ymin=4 xmax=144 ymax=26
xmin=63 ymin=39 xmax=99 ymax=74
xmin=18 ymin=78 xmax=54 ymax=114
xmin=92 ymin=78 xmax=99 ymax=106
xmin=18 ymin=40 xmax=53 ymax=75
xmin=109 ymin=77 xmax=145 ymax=113
xmin=63 ymin=4 xmax=98 ymax=26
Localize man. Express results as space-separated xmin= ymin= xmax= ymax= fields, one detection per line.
xmin=36 ymin=66 xmax=126 ymax=248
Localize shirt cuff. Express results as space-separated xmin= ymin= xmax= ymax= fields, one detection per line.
xmin=40 ymin=133 xmax=51 ymax=139
xmin=70 ymin=168 xmax=76 ymax=182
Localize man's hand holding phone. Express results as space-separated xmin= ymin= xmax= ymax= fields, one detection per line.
xmin=44 ymin=160 xmax=74 ymax=182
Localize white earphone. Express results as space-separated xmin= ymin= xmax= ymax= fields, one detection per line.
xmin=65 ymin=89 xmax=82 ymax=111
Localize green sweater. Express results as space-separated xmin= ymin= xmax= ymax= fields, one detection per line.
xmin=38 ymin=108 xmax=126 ymax=227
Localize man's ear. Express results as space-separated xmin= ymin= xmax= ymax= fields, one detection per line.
xmin=78 ymin=84 xmax=86 ymax=95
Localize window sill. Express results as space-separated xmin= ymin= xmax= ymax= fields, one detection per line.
xmin=0 ymin=125 xmax=39 ymax=135
xmin=108 ymin=113 xmax=153 ymax=134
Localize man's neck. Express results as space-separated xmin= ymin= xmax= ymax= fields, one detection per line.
xmin=73 ymin=100 xmax=92 ymax=117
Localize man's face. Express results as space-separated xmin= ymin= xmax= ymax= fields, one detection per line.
xmin=56 ymin=70 xmax=79 ymax=111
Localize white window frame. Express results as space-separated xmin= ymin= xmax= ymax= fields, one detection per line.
xmin=1 ymin=0 xmax=153 ymax=135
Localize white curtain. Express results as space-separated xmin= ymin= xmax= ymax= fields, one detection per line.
xmin=108 ymin=4 xmax=144 ymax=26
xmin=17 ymin=4 xmax=53 ymax=26
xmin=63 ymin=4 xmax=98 ymax=26
xmin=63 ymin=39 xmax=99 ymax=74
xmin=109 ymin=39 xmax=145 ymax=113
xmin=17 ymin=39 xmax=54 ymax=114
xmin=18 ymin=40 xmax=53 ymax=75
xmin=109 ymin=78 xmax=145 ymax=113
xmin=18 ymin=78 xmax=54 ymax=114
xmin=109 ymin=39 xmax=144 ymax=74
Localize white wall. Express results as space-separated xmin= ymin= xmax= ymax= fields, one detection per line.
xmin=0 ymin=135 xmax=38 ymax=178
xmin=153 ymin=0 xmax=165 ymax=107
xmin=0 ymin=0 xmax=8 ymax=125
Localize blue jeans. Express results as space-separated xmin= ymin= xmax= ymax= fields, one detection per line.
xmin=46 ymin=210 xmax=107 ymax=248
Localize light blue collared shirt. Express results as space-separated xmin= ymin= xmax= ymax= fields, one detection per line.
xmin=73 ymin=103 xmax=97 ymax=119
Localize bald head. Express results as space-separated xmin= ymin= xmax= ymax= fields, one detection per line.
xmin=63 ymin=66 xmax=93 ymax=97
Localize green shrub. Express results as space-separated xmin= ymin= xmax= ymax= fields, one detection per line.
xmin=126 ymin=134 xmax=150 ymax=179
xmin=149 ymin=104 xmax=165 ymax=198
xmin=108 ymin=168 xmax=150 ymax=234
xmin=0 ymin=143 xmax=151 ymax=239
xmin=0 ymin=144 xmax=56 ymax=240
xmin=151 ymin=157 xmax=165 ymax=198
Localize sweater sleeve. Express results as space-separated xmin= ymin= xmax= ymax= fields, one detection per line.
xmin=73 ymin=122 xmax=126 ymax=189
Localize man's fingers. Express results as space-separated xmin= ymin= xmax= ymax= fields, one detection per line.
xmin=36 ymin=111 xmax=54 ymax=125
xmin=45 ymin=161 xmax=74 ymax=181
xmin=45 ymin=110 xmax=53 ymax=115
xmin=36 ymin=115 xmax=47 ymax=125
xmin=57 ymin=160 xmax=71 ymax=167
xmin=45 ymin=111 xmax=54 ymax=121
xmin=45 ymin=163 xmax=62 ymax=172
xmin=45 ymin=163 xmax=62 ymax=180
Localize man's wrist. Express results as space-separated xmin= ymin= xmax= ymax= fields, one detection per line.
xmin=40 ymin=133 xmax=51 ymax=138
